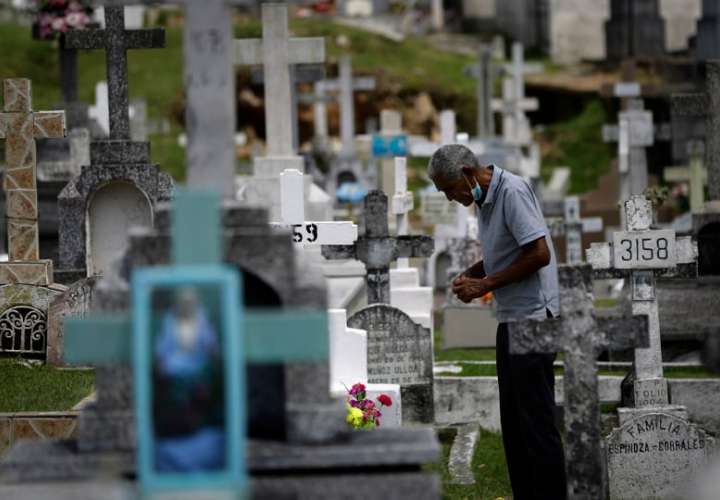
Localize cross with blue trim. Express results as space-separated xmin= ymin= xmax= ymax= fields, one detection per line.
xmin=64 ymin=189 xmax=329 ymax=496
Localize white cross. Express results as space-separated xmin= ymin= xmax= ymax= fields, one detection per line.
xmin=491 ymin=42 xmax=540 ymax=146
xmin=392 ymin=157 xmax=414 ymax=268
xmin=234 ymin=3 xmax=325 ymax=158
xmin=273 ymin=169 xmax=358 ymax=245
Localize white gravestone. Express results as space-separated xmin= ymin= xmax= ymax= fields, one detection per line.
xmin=87 ymin=181 xmax=152 ymax=276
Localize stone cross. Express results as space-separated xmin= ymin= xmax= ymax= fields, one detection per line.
xmin=64 ymin=190 xmax=331 ymax=494
xmin=322 ymin=56 xmax=376 ymax=155
xmin=464 ymin=44 xmax=499 ymax=139
xmin=273 ymin=168 xmax=358 ymax=245
xmin=376 ymin=110 xmax=405 ymax=196
xmin=322 ymin=190 xmax=434 ymax=304
xmin=65 ymin=6 xmax=164 ymax=141
xmin=663 ymin=140 xmax=708 ymax=213
xmin=491 ymin=42 xmax=541 ymax=146
xmin=54 ymin=34 xmax=91 ymax=129
xmin=586 ymin=195 xmax=698 ymax=409
xmin=671 ymin=60 xmax=720 ymax=203
xmin=302 ymin=80 xmax=330 ymax=142
xmin=0 ymin=79 xmax=65 ymax=281
xmin=549 ymin=196 xmax=603 ymax=264
xmin=508 ymin=264 xmax=650 ymax=499
xmin=235 ymin=3 xmax=325 ymax=159
xmin=602 ymin=100 xmax=654 ymax=212
xmin=392 ymin=157 xmax=414 ymax=268
xmin=440 ymin=109 xmax=456 ymax=145
xmin=96 ymin=0 xmax=244 ymax=197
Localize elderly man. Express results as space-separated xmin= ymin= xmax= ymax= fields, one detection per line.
xmin=429 ymin=144 xmax=566 ymax=499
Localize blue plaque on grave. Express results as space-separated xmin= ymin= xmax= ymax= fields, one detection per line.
xmin=372 ymin=134 xmax=408 ymax=157
xmin=133 ymin=264 xmax=245 ymax=496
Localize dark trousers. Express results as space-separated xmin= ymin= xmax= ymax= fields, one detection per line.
xmin=496 ymin=319 xmax=567 ymax=500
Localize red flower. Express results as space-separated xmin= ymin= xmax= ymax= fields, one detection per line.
xmin=377 ymin=394 xmax=392 ymax=407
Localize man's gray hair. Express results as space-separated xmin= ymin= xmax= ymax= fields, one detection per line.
xmin=427 ymin=144 xmax=479 ymax=181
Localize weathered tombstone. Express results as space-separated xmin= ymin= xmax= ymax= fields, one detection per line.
xmin=235 ymin=2 xmax=327 ymax=221
xmin=605 ymin=0 xmax=666 ymax=61
xmin=58 ymin=6 xmax=172 ymax=279
xmin=671 ymin=60 xmax=720 ymax=276
xmin=323 ymin=190 xmax=435 ymax=423
xmin=587 ymin=195 xmax=713 ymax=498
xmin=508 ymin=264 xmax=650 ymax=499
xmin=548 ymin=196 xmax=604 ymax=264
xmin=347 ymin=304 xmax=434 ymax=425
xmin=0 ymin=78 xmax=67 ymax=360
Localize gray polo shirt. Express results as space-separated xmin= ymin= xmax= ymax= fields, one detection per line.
xmin=476 ymin=166 xmax=560 ymax=323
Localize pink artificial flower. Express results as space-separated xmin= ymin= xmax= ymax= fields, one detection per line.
xmin=65 ymin=12 xmax=87 ymax=28
xmin=51 ymin=17 xmax=66 ymax=32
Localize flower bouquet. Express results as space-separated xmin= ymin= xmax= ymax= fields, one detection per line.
xmin=33 ymin=0 xmax=94 ymax=40
xmin=345 ymin=383 xmax=393 ymax=430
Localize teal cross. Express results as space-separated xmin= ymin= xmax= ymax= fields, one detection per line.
xmin=64 ymin=189 xmax=328 ymax=496
xmin=65 ymin=189 xmax=329 ymax=364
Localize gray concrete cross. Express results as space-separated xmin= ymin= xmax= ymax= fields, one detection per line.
xmin=549 ymin=196 xmax=603 ymax=264
xmin=321 ymin=190 xmax=434 ymax=304
xmin=601 ymin=100 xmax=654 ymax=206
xmin=587 ymin=195 xmax=698 ymax=409
xmin=299 ymin=56 xmax=376 ymax=155
xmin=671 ymin=60 xmax=720 ymax=203
xmin=464 ymin=44 xmax=500 ymax=139
xmin=508 ymin=264 xmax=650 ymax=499
xmin=322 ymin=56 xmax=376 ymax=155
xmin=65 ymin=6 xmax=164 ymax=140
xmin=96 ymin=0 xmax=247 ymax=197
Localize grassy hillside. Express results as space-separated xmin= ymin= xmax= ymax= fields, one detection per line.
xmin=1 ymin=16 xmax=609 ymax=192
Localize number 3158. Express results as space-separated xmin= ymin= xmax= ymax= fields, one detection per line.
xmin=619 ymin=237 xmax=669 ymax=261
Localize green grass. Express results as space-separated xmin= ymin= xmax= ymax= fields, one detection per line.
xmin=540 ymin=99 xmax=613 ymax=194
xmin=0 ymin=360 xmax=95 ymax=412
xmin=427 ymin=427 xmax=512 ymax=499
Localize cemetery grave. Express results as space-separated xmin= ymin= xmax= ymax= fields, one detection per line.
xmin=4 ymin=1 xmax=720 ymax=498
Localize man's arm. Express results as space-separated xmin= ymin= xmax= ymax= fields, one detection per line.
xmin=462 ymin=260 xmax=486 ymax=279
xmin=453 ymin=237 xmax=550 ymax=303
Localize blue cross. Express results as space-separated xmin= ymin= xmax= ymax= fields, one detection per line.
xmin=64 ymin=189 xmax=328 ymax=496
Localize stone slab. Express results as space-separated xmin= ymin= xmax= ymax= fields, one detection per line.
xmin=606 ymin=411 xmax=713 ymax=499
xmin=46 ymin=277 xmax=98 ymax=366
xmin=448 ymin=422 xmax=480 ymax=485
xmin=442 ymin=306 xmax=498 ymax=349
